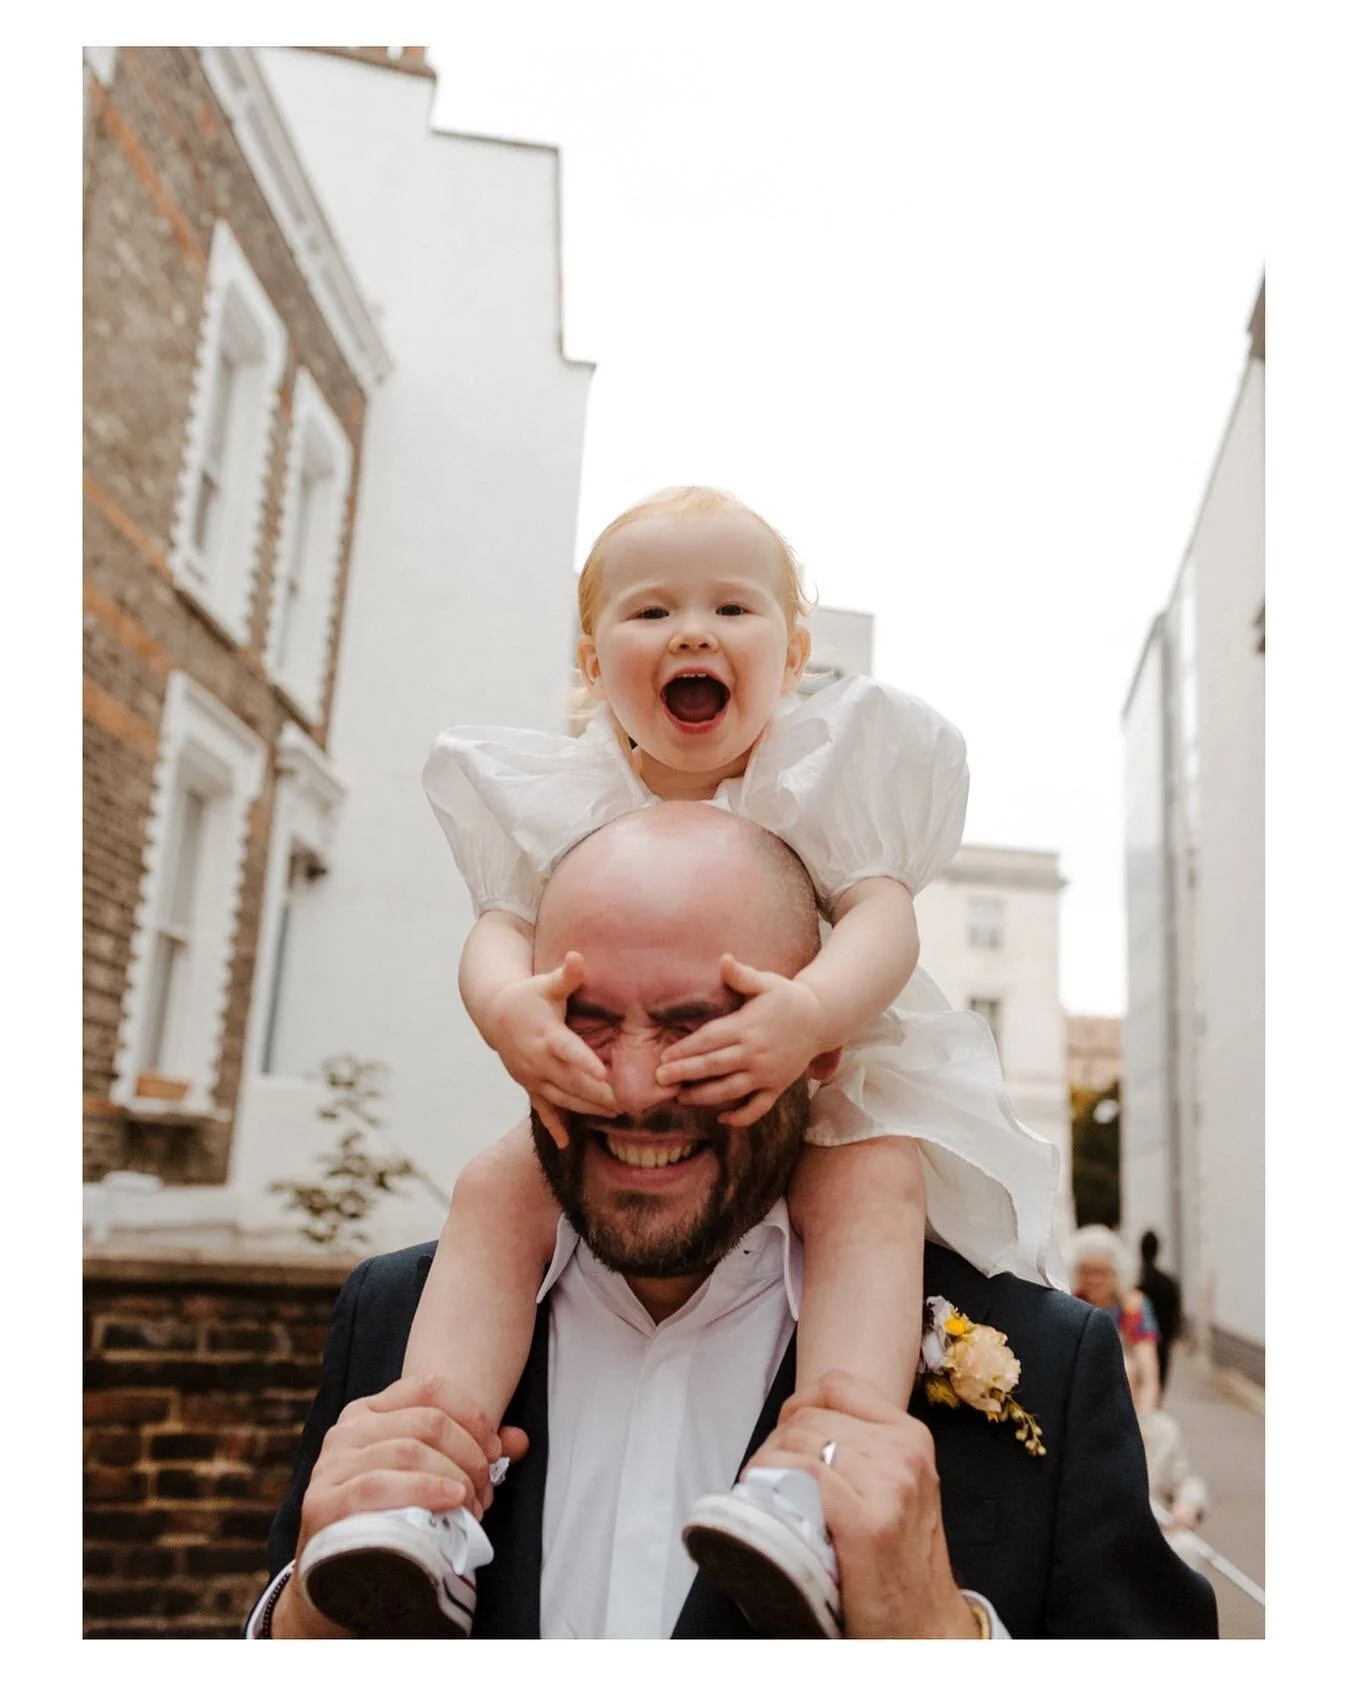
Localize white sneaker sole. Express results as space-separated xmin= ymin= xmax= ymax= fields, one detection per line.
xmin=682 ymin=1492 xmax=842 ymax=1639
xmin=299 ymin=1512 xmax=476 ymax=1638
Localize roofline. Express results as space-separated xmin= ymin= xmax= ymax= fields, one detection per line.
xmin=202 ymin=48 xmax=394 ymax=391
xmin=1120 ymin=273 xmax=1265 ymax=721
xmin=280 ymin=49 xmax=593 ymax=375
xmin=1121 ymin=610 xmax=1168 ymax=722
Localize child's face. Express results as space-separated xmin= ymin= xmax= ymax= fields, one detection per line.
xmin=578 ymin=510 xmax=809 ymax=786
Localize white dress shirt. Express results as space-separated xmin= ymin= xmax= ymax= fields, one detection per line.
xmin=538 ymin=1201 xmax=801 ymax=1638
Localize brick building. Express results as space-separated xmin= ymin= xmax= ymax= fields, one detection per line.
xmin=82 ymin=46 xmax=389 ymax=1191
xmin=82 ymin=44 xmax=593 ymax=1634
xmin=83 ymin=47 xmax=390 ymax=1634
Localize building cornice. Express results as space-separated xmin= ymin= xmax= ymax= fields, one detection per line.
xmin=276 ymin=719 xmax=348 ymax=813
xmin=199 ymin=47 xmax=394 ymax=394
xmin=939 ymin=847 xmax=1066 ymax=893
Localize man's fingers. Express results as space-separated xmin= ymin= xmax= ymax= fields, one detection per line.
xmin=307 ymin=1468 xmax=473 ymax=1536
xmin=498 ymin=1425 xmax=530 ymax=1463
xmin=329 ymin=1407 xmax=495 ymax=1499
xmin=360 ymin=1374 xmax=502 ymax=1460
xmin=323 ymin=1435 xmax=491 ymax=1512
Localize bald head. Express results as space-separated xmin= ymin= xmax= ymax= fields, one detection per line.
xmin=536 ymin=804 xmax=821 ymax=979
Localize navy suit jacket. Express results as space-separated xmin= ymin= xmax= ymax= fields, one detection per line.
xmin=267 ymin=1240 xmax=1217 ymax=1638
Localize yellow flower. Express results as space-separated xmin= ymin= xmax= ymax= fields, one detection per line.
xmin=943 ymin=1313 xmax=973 ymax=1337
xmin=947 ymin=1323 xmax=1022 ymax=1417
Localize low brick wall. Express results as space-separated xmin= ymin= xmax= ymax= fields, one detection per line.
xmin=84 ymin=1249 xmax=355 ymax=1637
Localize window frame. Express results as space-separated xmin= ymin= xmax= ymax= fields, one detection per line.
xmin=265 ymin=368 xmax=353 ymax=721
xmin=168 ymin=221 xmax=287 ymax=645
xmin=113 ymin=671 xmax=266 ymax=1116
xmin=966 ymin=894 xmax=1005 ymax=951
xmin=241 ymin=722 xmax=347 ymax=1085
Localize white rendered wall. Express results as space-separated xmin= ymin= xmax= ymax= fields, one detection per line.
xmin=916 ymin=846 xmax=1075 ymax=1244
xmin=1190 ymin=358 xmax=1265 ymax=1354
xmin=232 ymin=51 xmax=592 ymax=1247
xmin=1121 ymin=627 xmax=1183 ymax=1269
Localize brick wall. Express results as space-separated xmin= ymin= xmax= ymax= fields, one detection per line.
xmin=83 ymin=47 xmax=367 ymax=1184
xmin=84 ymin=1250 xmax=353 ymax=1637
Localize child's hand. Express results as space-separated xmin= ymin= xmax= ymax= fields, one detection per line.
xmin=654 ymin=953 xmax=830 ymax=1126
xmin=485 ymin=951 xmax=618 ymax=1148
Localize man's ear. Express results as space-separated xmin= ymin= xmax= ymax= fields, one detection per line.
xmin=782 ymin=625 xmax=811 ymax=693
xmin=577 ymin=636 xmax=605 ymax=696
xmin=806 ymin=1047 xmax=842 ymax=1084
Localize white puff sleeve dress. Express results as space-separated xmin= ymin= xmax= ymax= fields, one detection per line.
xmin=423 ymin=675 xmax=1065 ymax=1289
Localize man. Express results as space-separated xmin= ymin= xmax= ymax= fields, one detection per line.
xmin=249 ymin=805 xmax=1216 ymax=1639
xmin=1138 ymin=1230 xmax=1183 ymax=1394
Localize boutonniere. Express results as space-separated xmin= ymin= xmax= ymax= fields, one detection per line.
xmin=919 ymin=1296 xmax=1046 ymax=1457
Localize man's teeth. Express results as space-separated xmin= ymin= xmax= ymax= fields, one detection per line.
xmin=603 ymin=1136 xmax=699 ymax=1168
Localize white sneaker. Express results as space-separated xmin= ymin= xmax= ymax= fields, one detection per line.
xmin=682 ymin=1468 xmax=842 ymax=1638
xmin=298 ymin=1505 xmax=495 ymax=1638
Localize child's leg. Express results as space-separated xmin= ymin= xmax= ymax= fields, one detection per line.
xmin=786 ymin=1135 xmax=927 ymax=1405
xmin=404 ymin=1119 xmax=561 ymax=1431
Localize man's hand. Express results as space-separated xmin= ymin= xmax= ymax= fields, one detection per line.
xmin=654 ymin=954 xmax=830 ymax=1126
xmin=747 ymin=1371 xmax=979 ymax=1639
xmin=482 ymin=950 xmax=619 ymax=1146
xmin=270 ymin=1375 xmax=529 ymax=1639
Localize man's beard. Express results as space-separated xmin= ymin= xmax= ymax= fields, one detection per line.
xmin=531 ymin=1080 xmax=812 ymax=1280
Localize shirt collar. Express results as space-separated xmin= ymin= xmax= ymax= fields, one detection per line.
xmin=537 ymin=1198 xmax=802 ymax=1323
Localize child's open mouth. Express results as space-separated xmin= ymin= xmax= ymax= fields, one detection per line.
xmin=660 ymin=673 xmax=729 ymax=730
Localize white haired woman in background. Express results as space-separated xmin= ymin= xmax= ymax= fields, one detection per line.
xmin=1068 ymin=1225 xmax=1162 ymax=1413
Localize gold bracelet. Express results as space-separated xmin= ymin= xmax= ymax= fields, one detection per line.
xmin=963 ymin=1594 xmax=993 ymax=1639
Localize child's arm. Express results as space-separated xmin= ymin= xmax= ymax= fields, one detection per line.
xmin=788 ymin=1134 xmax=927 ymax=1405
xmin=655 ymin=876 xmax=917 ymax=1125
xmin=460 ymin=911 xmax=618 ymax=1143
xmin=403 ymin=1123 xmax=563 ymax=1435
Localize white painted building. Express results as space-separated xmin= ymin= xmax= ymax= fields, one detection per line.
xmin=225 ymin=48 xmax=593 ymax=1249
xmin=917 ymin=847 xmax=1075 ymax=1247
xmin=1121 ymin=281 xmax=1264 ymax=1382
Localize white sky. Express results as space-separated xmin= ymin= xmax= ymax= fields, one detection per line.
xmin=426 ymin=2 xmax=1264 ymax=1016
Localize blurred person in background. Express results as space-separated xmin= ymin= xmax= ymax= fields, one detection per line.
xmin=1137 ymin=1230 xmax=1182 ymax=1396
xmin=1068 ymin=1226 xmax=1161 ymax=1413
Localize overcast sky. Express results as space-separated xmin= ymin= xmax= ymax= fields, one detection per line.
xmin=425 ymin=4 xmax=1264 ymax=1015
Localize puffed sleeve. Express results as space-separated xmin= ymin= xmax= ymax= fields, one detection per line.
xmin=422 ymin=727 xmax=546 ymax=922
xmin=735 ymin=676 xmax=969 ymax=912
xmin=422 ymin=715 xmax=654 ymax=923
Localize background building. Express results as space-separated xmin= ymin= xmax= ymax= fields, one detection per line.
xmin=1121 ymin=281 xmax=1264 ymax=1382
xmin=917 ymin=846 xmax=1076 ymax=1248
xmin=1065 ymin=1015 xmax=1122 ymax=1093
xmin=83 ymin=44 xmax=387 ymax=1209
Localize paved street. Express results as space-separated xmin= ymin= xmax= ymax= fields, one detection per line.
xmin=1162 ymin=1343 xmax=1265 ymax=1639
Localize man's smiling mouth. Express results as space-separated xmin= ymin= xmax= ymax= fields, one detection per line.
xmin=599 ymin=1133 xmax=704 ymax=1168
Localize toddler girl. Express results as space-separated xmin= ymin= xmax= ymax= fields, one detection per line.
xmin=297 ymin=486 xmax=1064 ymax=1638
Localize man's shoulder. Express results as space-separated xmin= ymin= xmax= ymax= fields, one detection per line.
xmin=923 ymin=1242 xmax=1096 ymax=1358
xmin=339 ymin=1239 xmax=438 ymax=1319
